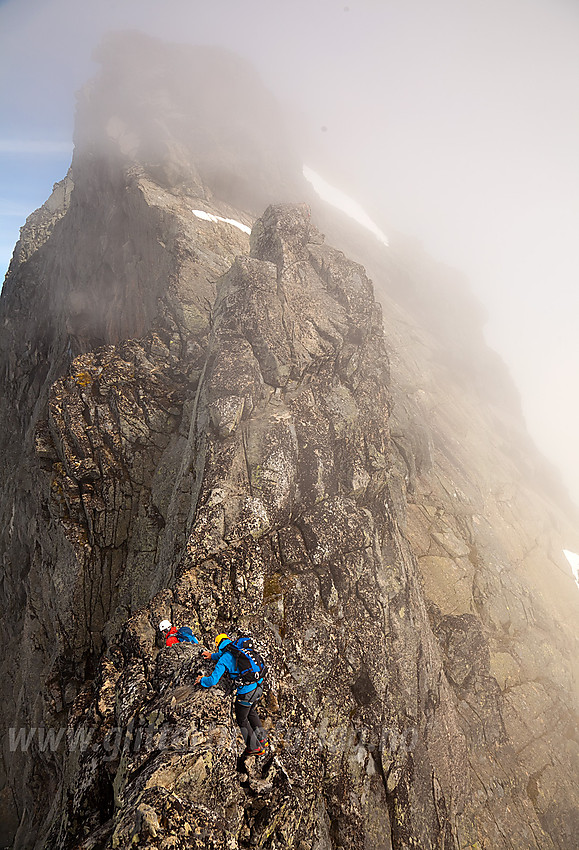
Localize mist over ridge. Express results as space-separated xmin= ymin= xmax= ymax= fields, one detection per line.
xmin=1 ymin=0 xmax=578 ymax=507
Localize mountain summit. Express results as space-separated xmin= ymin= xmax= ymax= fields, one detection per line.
xmin=0 ymin=33 xmax=578 ymax=850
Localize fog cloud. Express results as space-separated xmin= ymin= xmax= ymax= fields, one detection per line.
xmin=1 ymin=0 xmax=579 ymax=504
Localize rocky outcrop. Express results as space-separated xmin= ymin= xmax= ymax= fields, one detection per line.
xmin=0 ymin=34 xmax=577 ymax=850
xmin=38 ymin=204 xmax=468 ymax=849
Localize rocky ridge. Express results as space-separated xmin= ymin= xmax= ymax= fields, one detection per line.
xmin=0 ymin=34 xmax=578 ymax=850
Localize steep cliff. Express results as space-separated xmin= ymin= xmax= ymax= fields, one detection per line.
xmin=1 ymin=33 xmax=578 ymax=850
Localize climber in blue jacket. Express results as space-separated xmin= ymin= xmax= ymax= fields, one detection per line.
xmin=195 ymin=633 xmax=268 ymax=755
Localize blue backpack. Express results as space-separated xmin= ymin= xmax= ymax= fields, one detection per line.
xmin=176 ymin=626 xmax=199 ymax=645
xmin=225 ymin=636 xmax=267 ymax=685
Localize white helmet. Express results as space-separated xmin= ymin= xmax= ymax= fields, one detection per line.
xmin=158 ymin=619 xmax=172 ymax=632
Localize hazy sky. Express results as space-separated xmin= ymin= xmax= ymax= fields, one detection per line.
xmin=1 ymin=0 xmax=578 ymax=506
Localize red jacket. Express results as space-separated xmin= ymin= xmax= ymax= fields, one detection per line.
xmin=165 ymin=626 xmax=179 ymax=646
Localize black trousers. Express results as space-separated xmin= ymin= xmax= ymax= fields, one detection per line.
xmin=234 ymin=685 xmax=266 ymax=751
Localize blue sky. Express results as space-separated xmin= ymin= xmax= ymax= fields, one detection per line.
xmin=0 ymin=149 xmax=72 ymax=273
xmin=1 ymin=0 xmax=579 ymax=508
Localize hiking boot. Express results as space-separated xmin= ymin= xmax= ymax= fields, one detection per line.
xmin=244 ymin=743 xmax=267 ymax=756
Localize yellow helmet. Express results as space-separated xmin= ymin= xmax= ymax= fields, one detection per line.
xmin=215 ymin=633 xmax=229 ymax=648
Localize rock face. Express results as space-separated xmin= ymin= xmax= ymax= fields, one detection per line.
xmin=1 ymin=33 xmax=578 ymax=850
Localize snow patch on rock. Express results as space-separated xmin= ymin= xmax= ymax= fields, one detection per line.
xmin=192 ymin=209 xmax=252 ymax=234
xmin=303 ymin=165 xmax=389 ymax=247
xmin=563 ymin=549 xmax=579 ymax=590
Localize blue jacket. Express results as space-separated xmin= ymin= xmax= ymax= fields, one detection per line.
xmin=200 ymin=639 xmax=263 ymax=695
